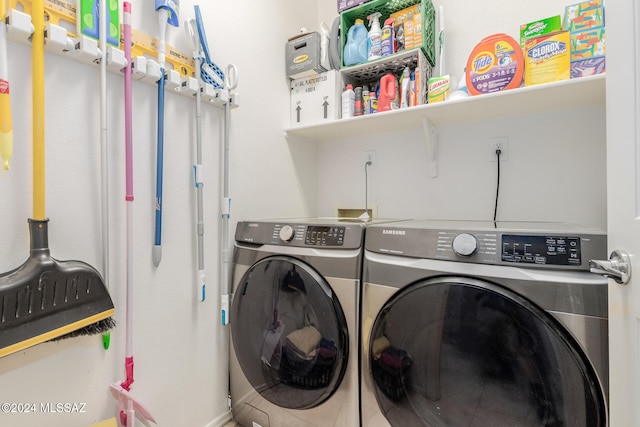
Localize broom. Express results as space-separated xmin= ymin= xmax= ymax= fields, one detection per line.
xmin=0 ymin=0 xmax=115 ymax=358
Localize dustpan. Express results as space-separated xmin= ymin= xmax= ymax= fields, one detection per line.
xmin=0 ymin=0 xmax=114 ymax=358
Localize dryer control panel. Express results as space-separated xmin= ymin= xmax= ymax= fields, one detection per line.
xmin=235 ymin=220 xmax=362 ymax=249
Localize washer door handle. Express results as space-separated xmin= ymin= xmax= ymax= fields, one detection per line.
xmin=589 ymin=250 xmax=631 ymax=285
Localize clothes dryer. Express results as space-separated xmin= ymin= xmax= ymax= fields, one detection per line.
xmin=230 ymin=218 xmax=391 ymax=427
xmin=361 ymin=220 xmax=608 ymax=427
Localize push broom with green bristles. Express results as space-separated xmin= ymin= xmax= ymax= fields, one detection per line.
xmin=0 ymin=0 xmax=115 ymax=358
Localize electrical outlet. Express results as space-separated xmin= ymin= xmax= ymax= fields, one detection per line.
xmin=365 ymin=150 xmax=376 ymax=168
xmin=489 ymin=137 xmax=508 ymax=162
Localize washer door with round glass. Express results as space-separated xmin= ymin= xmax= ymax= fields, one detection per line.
xmin=369 ymin=276 xmax=606 ymax=427
xmin=231 ymin=256 xmax=349 ymax=410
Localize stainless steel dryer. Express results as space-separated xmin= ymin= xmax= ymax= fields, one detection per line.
xmin=361 ymin=220 xmax=608 ymax=427
xmin=230 ymin=218 xmax=386 ymax=427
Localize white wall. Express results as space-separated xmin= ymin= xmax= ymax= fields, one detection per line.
xmin=0 ymin=0 xmax=607 ymax=426
xmin=315 ymin=0 xmax=607 ymax=229
xmin=0 ymin=1 xmax=318 ymax=426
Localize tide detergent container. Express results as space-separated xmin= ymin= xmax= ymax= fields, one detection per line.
xmin=465 ymin=33 xmax=524 ymax=96
xmin=344 ymin=19 xmax=368 ymax=66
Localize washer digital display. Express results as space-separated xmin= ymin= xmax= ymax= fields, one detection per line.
xmin=305 ymin=226 xmax=345 ymax=246
xmin=501 ymin=235 xmax=581 ymax=265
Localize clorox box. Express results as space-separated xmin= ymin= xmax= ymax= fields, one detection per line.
xmin=290 ymin=70 xmax=343 ymax=127
xmin=524 ymin=31 xmax=571 ymax=87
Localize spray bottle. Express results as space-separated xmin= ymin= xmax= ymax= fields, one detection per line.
xmin=367 ymin=12 xmax=382 ymax=60
xmin=381 ymin=17 xmax=394 ymax=56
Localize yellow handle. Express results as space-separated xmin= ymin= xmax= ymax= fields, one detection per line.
xmin=32 ymin=0 xmax=45 ymax=220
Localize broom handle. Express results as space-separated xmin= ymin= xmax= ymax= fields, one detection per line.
xmin=32 ymin=0 xmax=45 ymax=220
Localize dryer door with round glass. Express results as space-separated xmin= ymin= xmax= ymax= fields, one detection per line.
xmin=368 ymin=276 xmax=607 ymax=427
xmin=231 ymin=255 xmax=349 ymax=410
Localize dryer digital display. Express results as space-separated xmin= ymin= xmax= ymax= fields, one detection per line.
xmin=305 ymin=226 xmax=345 ymax=246
xmin=501 ymin=234 xmax=581 ymax=266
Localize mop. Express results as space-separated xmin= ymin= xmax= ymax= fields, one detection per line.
xmin=186 ymin=9 xmax=205 ymax=302
xmin=98 ymin=0 xmax=112 ymax=350
xmin=220 ymin=64 xmax=237 ymax=325
xmin=0 ymin=0 xmax=115 ymax=358
xmin=152 ymin=0 xmax=179 ymax=266
xmin=0 ymin=0 xmax=12 ymax=170
xmin=109 ymin=3 xmax=156 ymax=426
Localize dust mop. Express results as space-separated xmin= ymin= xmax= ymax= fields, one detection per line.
xmin=109 ymin=4 xmax=156 ymax=426
xmin=186 ymin=10 xmax=205 ymax=302
xmin=192 ymin=4 xmax=237 ymax=323
xmin=98 ymin=0 xmax=112 ymax=350
xmin=0 ymin=0 xmax=115 ymax=358
xmin=152 ymin=0 xmax=179 ymax=266
xmin=0 ymin=0 xmax=12 ymax=171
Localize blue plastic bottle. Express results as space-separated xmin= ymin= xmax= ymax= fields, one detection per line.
xmin=344 ymin=18 xmax=368 ymax=66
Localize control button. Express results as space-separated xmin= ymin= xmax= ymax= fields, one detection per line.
xmin=279 ymin=225 xmax=295 ymax=242
xmin=452 ymin=233 xmax=478 ymax=257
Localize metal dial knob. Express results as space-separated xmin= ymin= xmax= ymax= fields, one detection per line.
xmin=452 ymin=233 xmax=478 ymax=257
xmin=279 ymin=225 xmax=295 ymax=242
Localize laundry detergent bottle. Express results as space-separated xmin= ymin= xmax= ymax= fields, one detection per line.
xmin=378 ymin=73 xmax=397 ymax=112
xmin=344 ymin=18 xmax=368 ymax=66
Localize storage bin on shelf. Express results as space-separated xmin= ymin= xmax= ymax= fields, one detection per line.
xmin=340 ymin=0 xmax=436 ymax=68
xmin=341 ymin=47 xmax=432 ymax=108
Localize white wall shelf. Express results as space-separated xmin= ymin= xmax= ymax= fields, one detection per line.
xmin=284 ymin=73 xmax=606 ymax=142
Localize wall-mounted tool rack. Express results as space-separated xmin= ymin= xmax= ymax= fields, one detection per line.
xmin=4 ymin=0 xmax=239 ymax=108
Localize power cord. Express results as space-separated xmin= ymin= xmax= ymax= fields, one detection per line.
xmin=363 ymin=160 xmax=372 ymax=219
xmin=493 ymin=149 xmax=501 ymax=228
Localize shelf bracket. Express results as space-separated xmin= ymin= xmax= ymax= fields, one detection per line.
xmin=421 ymin=116 xmax=438 ymax=178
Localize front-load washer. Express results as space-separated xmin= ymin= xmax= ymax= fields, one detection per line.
xmin=361 ymin=220 xmax=608 ymax=427
xmin=230 ymin=218 xmax=390 ymax=427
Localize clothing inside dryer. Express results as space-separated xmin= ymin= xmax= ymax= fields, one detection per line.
xmin=231 ymin=256 xmax=348 ymax=410
xmin=369 ymin=278 xmax=606 ymax=427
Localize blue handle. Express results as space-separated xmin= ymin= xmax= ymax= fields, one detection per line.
xmin=154 ymin=70 xmax=165 ymax=248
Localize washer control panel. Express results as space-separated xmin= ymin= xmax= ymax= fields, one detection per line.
xmin=304 ymin=225 xmax=345 ymax=246
xmin=365 ymin=222 xmax=607 ymax=270
xmin=501 ymin=234 xmax=581 ymax=266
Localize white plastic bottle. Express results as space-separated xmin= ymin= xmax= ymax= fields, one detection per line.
xmin=342 ymin=84 xmax=355 ymax=118
xmin=367 ymin=12 xmax=382 ymax=60
xmin=400 ymin=67 xmax=411 ymax=108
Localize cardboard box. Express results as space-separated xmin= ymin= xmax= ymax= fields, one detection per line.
xmin=391 ymin=4 xmax=422 ymax=51
xmin=338 ymin=0 xmax=373 ymax=13
xmin=520 ymin=16 xmax=562 ymax=49
xmin=286 ymin=32 xmax=327 ymax=79
xmin=524 ymin=31 xmax=571 ymax=86
xmin=290 ymin=71 xmax=343 ymax=127
xmin=570 ymin=27 xmax=605 ymax=61
xmin=564 ymin=2 xmax=605 ymax=32
xmin=571 ymin=57 xmax=606 ymax=78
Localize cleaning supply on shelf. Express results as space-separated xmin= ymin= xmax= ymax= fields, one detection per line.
xmin=354 ymin=86 xmax=364 ymax=116
xmin=400 ymin=67 xmax=410 ymax=108
xmin=466 ymin=33 xmax=524 ymax=96
xmin=427 ymin=75 xmax=451 ymax=103
xmin=369 ymin=91 xmax=377 ymax=114
xmin=381 ymin=18 xmax=394 ymax=57
xmin=342 ymin=84 xmax=355 ymax=118
xmin=363 ymin=84 xmax=370 ymax=115
xmin=367 ymin=12 xmax=382 ymax=60
xmin=378 ymin=73 xmax=397 ymax=112
xmin=524 ymin=30 xmax=570 ymax=87
xmin=344 ymin=18 xmax=368 ymax=66
xmin=409 ymin=71 xmax=417 ymax=106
